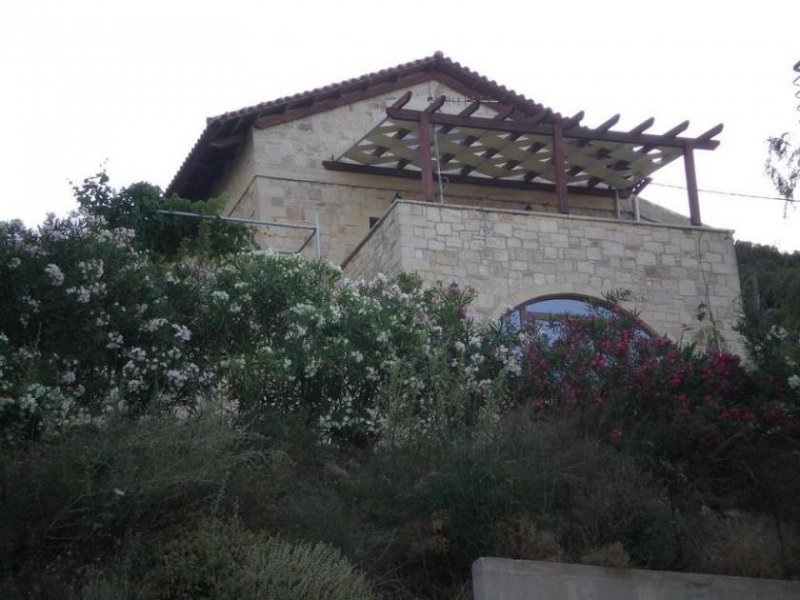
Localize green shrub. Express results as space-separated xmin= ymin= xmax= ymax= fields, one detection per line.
xmin=1 ymin=209 xmax=523 ymax=444
xmin=682 ymin=510 xmax=800 ymax=579
xmin=347 ymin=414 xmax=673 ymax=594
xmin=73 ymin=171 xmax=253 ymax=259
xmin=73 ymin=519 xmax=373 ymax=600
xmin=0 ymin=413 xmax=260 ymax=588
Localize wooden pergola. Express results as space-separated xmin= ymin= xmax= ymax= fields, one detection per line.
xmin=324 ymin=92 xmax=722 ymax=226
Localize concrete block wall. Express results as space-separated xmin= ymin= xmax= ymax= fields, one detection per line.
xmin=472 ymin=558 xmax=800 ymax=600
xmin=343 ymin=200 xmax=743 ymax=353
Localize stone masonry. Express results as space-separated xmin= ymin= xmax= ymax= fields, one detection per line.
xmin=343 ymin=200 xmax=743 ymax=353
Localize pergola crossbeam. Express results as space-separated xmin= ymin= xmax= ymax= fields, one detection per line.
xmin=385 ymin=107 xmax=720 ymax=150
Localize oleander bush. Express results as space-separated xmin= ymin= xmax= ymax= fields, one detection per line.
xmin=2 ymin=180 xmax=800 ymax=598
xmin=1 ymin=208 xmax=522 ymax=446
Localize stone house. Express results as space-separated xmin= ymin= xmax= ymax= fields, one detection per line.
xmin=167 ymin=52 xmax=742 ymax=351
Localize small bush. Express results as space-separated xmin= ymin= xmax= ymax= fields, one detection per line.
xmin=115 ymin=519 xmax=371 ymax=600
xmin=580 ymin=542 xmax=631 ymax=569
xmin=683 ymin=510 xmax=800 ymax=579
xmin=67 ymin=519 xmax=373 ymax=600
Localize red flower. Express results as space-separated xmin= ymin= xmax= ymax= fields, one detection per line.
xmin=609 ymin=427 xmax=623 ymax=446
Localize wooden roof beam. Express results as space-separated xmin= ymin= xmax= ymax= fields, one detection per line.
xmin=385 ymin=108 xmax=718 ymax=149
xmin=438 ymin=100 xmax=481 ymax=136
xmin=323 ymin=160 xmax=619 ymax=198
xmin=638 ymin=120 xmax=689 ymax=155
xmin=572 ymin=117 xmax=657 ymax=186
xmin=424 ymin=95 xmax=447 ymax=114
xmin=494 ymin=104 xmax=516 ymax=121
xmin=628 ymin=117 xmax=655 ymax=135
xmin=562 ymin=110 xmax=585 ymax=130
xmin=592 ymin=114 xmax=621 ymax=133
xmin=661 ymin=120 xmax=690 ymax=139
xmin=696 ymin=123 xmax=724 ymax=143
xmin=390 ymin=90 xmax=412 ymax=110
xmin=209 ymin=133 xmax=247 ymax=149
xmin=566 ymin=114 xmax=622 ymax=177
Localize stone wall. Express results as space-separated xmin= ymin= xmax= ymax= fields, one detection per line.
xmin=342 ymin=201 xmax=403 ymax=282
xmin=343 ymin=200 xmax=743 ymax=353
xmin=472 ymin=558 xmax=800 ymax=600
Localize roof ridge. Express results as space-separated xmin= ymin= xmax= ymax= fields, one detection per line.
xmin=206 ymin=52 xmax=551 ymax=125
xmin=206 ymin=53 xmax=442 ymax=124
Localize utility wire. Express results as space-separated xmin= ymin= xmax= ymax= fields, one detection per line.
xmin=649 ymin=181 xmax=793 ymax=203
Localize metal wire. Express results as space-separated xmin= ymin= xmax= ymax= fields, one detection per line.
xmin=794 ymin=60 xmax=800 ymax=123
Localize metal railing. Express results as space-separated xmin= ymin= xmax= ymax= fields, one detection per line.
xmin=156 ymin=210 xmax=321 ymax=258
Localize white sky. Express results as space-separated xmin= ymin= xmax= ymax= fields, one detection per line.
xmin=1 ymin=1 xmax=799 ymax=251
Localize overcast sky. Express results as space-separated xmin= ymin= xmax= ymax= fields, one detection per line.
xmin=2 ymin=1 xmax=799 ymax=251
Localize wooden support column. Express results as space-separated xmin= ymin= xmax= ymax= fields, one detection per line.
xmin=418 ymin=112 xmax=434 ymax=201
xmin=552 ymin=120 xmax=570 ymax=214
xmin=683 ymin=141 xmax=702 ymax=226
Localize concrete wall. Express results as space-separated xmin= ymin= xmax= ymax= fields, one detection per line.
xmin=472 ymin=558 xmax=800 ymax=600
xmin=220 ymin=79 xmax=636 ymax=265
xmin=342 ymin=200 xmax=743 ymax=353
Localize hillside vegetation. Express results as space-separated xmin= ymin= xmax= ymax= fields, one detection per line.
xmin=1 ymin=178 xmax=799 ymax=599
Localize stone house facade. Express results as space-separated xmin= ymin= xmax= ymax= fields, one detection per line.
xmin=167 ymin=53 xmax=742 ymax=352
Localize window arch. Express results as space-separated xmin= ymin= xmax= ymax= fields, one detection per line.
xmin=504 ymin=293 xmax=656 ymax=339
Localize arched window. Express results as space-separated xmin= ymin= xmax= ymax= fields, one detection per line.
xmin=504 ymin=293 xmax=655 ymax=340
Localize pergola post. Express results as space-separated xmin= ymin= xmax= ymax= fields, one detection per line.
xmin=418 ymin=112 xmax=434 ymax=201
xmin=683 ymin=141 xmax=702 ymax=226
xmin=552 ymin=120 xmax=570 ymax=214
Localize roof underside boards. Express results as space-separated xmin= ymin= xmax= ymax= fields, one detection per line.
xmin=333 ymin=116 xmax=684 ymax=192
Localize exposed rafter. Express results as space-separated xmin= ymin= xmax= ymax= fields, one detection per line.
xmin=328 ymin=95 xmax=722 ymax=224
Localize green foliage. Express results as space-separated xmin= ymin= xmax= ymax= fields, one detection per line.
xmin=1 ymin=211 xmax=522 ymax=444
xmin=0 ymin=415 xmax=255 ymax=570
xmin=735 ymin=241 xmax=800 ymax=388
xmin=3 ymin=177 xmax=800 ymax=597
xmin=73 ymin=171 xmax=252 ymax=259
xmin=0 ymin=213 xmax=221 ymax=434
xmin=144 ymin=520 xmax=373 ymax=600
xmin=765 ymin=133 xmax=800 ymax=201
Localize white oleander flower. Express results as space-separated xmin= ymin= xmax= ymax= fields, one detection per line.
xmin=44 ymin=263 xmax=64 ymax=286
